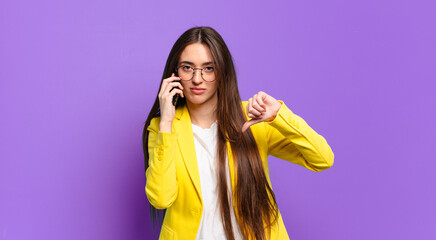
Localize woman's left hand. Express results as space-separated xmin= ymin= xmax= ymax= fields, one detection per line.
xmin=242 ymin=91 xmax=282 ymax=132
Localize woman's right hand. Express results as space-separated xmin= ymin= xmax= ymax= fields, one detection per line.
xmin=158 ymin=73 xmax=184 ymax=133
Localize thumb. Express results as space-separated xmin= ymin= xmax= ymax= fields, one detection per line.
xmin=242 ymin=119 xmax=262 ymax=133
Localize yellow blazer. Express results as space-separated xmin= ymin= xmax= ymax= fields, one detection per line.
xmin=145 ymin=101 xmax=334 ymax=239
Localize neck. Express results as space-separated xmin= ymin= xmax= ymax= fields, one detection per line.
xmin=186 ymin=98 xmax=217 ymax=129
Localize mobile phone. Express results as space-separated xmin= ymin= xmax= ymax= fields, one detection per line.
xmin=172 ymin=68 xmax=180 ymax=106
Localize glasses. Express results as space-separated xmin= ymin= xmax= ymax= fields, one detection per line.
xmin=175 ymin=65 xmax=216 ymax=82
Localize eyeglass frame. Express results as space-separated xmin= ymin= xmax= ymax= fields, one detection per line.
xmin=174 ymin=65 xmax=217 ymax=82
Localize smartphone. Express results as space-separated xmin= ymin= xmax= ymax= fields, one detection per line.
xmin=172 ymin=68 xmax=180 ymax=106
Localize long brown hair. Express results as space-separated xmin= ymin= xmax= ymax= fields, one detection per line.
xmin=142 ymin=26 xmax=278 ymax=240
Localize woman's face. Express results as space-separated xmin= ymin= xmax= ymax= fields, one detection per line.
xmin=178 ymin=43 xmax=218 ymax=109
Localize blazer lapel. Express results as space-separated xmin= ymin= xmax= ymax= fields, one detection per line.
xmin=172 ymin=104 xmax=238 ymax=205
xmin=173 ymin=105 xmax=202 ymax=203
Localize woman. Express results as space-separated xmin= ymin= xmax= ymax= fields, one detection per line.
xmin=142 ymin=26 xmax=334 ymax=240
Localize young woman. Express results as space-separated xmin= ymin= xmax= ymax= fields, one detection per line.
xmin=142 ymin=26 xmax=334 ymax=240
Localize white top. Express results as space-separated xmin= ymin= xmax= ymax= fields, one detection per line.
xmin=192 ymin=121 xmax=243 ymax=240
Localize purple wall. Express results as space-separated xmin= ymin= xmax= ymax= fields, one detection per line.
xmin=1 ymin=0 xmax=435 ymax=239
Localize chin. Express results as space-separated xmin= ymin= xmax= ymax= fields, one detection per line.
xmin=187 ymin=97 xmax=207 ymax=105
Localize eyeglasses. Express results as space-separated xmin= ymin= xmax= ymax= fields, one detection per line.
xmin=175 ymin=65 xmax=216 ymax=82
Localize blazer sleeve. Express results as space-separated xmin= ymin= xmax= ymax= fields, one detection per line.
xmin=145 ymin=117 xmax=178 ymax=209
xmin=266 ymin=101 xmax=334 ymax=172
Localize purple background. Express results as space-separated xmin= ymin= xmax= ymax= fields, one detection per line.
xmin=1 ymin=0 xmax=435 ymax=239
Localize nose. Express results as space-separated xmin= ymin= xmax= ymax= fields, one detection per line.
xmin=191 ymin=69 xmax=203 ymax=84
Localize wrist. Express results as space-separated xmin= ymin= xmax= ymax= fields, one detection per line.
xmin=159 ymin=119 xmax=173 ymax=133
xmin=265 ymin=101 xmax=282 ymax=122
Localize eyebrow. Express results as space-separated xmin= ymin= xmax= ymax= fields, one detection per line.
xmin=179 ymin=61 xmax=215 ymax=66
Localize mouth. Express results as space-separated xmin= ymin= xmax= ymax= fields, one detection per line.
xmin=190 ymin=87 xmax=206 ymax=94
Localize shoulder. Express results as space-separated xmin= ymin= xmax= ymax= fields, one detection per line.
xmin=147 ymin=105 xmax=186 ymax=133
xmin=147 ymin=116 xmax=161 ymax=133
xmin=241 ymin=101 xmax=248 ymax=107
xmin=241 ymin=101 xmax=249 ymax=114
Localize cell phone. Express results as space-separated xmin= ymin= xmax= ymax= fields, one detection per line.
xmin=172 ymin=68 xmax=180 ymax=106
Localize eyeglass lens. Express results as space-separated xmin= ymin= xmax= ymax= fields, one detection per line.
xmin=178 ymin=67 xmax=215 ymax=82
